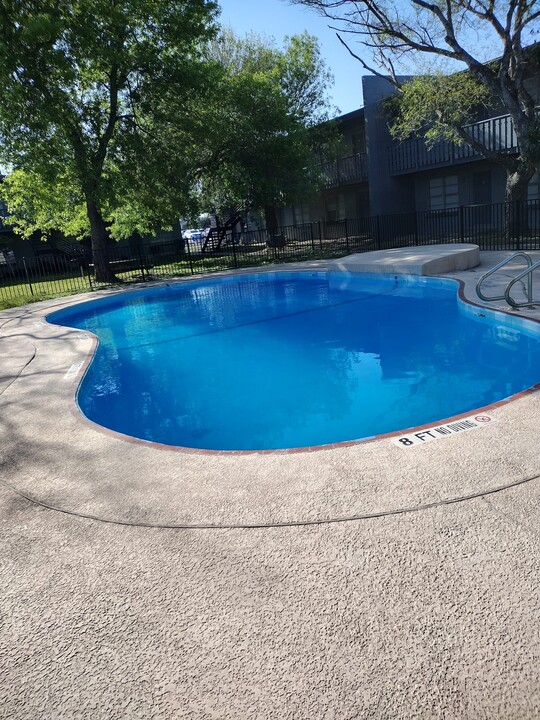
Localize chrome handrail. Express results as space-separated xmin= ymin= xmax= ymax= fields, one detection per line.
xmin=476 ymin=251 xmax=533 ymax=303
xmin=504 ymin=257 xmax=540 ymax=308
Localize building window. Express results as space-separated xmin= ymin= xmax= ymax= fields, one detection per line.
xmin=356 ymin=190 xmax=370 ymax=217
xmin=430 ymin=175 xmax=459 ymax=210
xmin=473 ymin=171 xmax=491 ymax=205
xmin=293 ymin=204 xmax=310 ymax=225
xmin=326 ymin=194 xmax=345 ymax=221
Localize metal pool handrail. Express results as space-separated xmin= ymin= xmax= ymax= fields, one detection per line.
xmin=476 ymin=251 xmax=533 ymax=304
xmin=504 ymin=257 xmax=540 ymax=308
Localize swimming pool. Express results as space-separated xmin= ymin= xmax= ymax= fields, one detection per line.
xmin=48 ymin=271 xmax=540 ymax=451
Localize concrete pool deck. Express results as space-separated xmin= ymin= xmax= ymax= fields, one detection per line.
xmin=1 ymin=250 xmax=540 ymax=717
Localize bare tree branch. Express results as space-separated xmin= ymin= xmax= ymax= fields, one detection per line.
xmin=336 ymin=32 xmax=401 ymax=86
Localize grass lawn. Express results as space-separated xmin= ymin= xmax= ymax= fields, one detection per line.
xmin=0 ymin=255 xmax=231 ymax=309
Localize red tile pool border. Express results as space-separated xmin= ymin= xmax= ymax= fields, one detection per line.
xmin=59 ymin=273 xmax=540 ymax=456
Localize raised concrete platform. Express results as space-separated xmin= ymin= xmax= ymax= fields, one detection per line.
xmin=330 ymin=243 xmax=480 ymax=276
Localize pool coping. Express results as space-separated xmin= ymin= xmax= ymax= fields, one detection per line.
xmin=3 ymin=250 xmax=540 ymax=530
xmin=48 ymin=265 xmax=540 ymax=456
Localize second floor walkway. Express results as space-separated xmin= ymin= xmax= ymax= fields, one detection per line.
xmin=321 ymin=152 xmax=368 ymax=188
xmin=389 ymin=113 xmax=519 ymax=175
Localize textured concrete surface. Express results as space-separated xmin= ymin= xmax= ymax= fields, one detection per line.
xmin=1 ymin=253 xmax=540 ymax=718
xmin=330 ymin=243 xmax=480 ymax=275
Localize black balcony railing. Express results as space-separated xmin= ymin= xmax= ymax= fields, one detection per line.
xmin=321 ymin=152 xmax=368 ymax=188
xmin=389 ymin=113 xmax=519 ymax=174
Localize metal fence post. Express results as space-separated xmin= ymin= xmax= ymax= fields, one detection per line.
xmin=345 ymin=218 xmax=350 ymax=252
xmin=310 ymin=223 xmax=315 ymax=255
xmin=376 ymin=215 xmax=382 ymax=250
xmin=185 ymin=238 xmax=194 ymax=275
xmin=86 ymin=259 xmax=93 ymax=290
xmin=137 ymin=246 xmax=146 ymax=280
xmin=231 ymin=233 xmax=238 ymax=268
xmin=459 ymin=205 xmax=465 ymax=244
xmin=22 ymin=257 xmax=33 ymax=295
xmin=531 ymin=200 xmax=540 ymax=249
xmin=516 ymin=201 xmax=522 ymax=251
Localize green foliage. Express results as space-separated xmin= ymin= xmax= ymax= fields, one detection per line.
xmin=2 ymin=169 xmax=88 ymax=239
xmin=0 ymin=4 xmax=336 ymax=247
xmin=198 ymin=30 xmax=338 ymax=215
xmin=387 ymin=72 xmax=493 ymax=147
xmin=277 ymin=32 xmax=335 ymax=126
xmin=0 ymin=0 xmax=219 ymax=244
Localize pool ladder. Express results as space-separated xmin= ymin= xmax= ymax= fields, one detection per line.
xmin=476 ymin=251 xmax=540 ymax=308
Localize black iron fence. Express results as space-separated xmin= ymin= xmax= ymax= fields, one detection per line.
xmin=1 ymin=200 xmax=540 ymax=306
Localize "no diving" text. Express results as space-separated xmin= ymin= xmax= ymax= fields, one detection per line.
xmin=392 ymin=414 xmax=496 ymax=447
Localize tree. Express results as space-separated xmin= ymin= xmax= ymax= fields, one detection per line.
xmin=290 ymin=0 xmax=540 ymax=203
xmin=198 ymin=30 xmax=339 ymax=229
xmin=0 ymin=0 xmax=218 ymax=282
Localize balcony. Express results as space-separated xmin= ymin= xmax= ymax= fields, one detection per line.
xmin=388 ymin=113 xmax=519 ymax=175
xmin=322 ymin=152 xmax=368 ymax=188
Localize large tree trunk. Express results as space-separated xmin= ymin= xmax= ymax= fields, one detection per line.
xmin=86 ymin=197 xmax=119 ymax=283
xmin=505 ymin=167 xmax=534 ymax=203
xmin=504 ymin=166 xmax=535 ymax=244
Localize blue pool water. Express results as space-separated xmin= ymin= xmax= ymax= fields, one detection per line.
xmin=48 ymin=271 xmax=540 ymax=451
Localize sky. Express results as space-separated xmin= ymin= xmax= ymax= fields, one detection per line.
xmin=216 ymin=1 xmax=527 ymax=118
xmin=216 ymin=0 xmax=365 ymax=117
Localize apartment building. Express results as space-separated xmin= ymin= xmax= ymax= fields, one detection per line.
xmin=280 ymin=50 xmax=539 ymax=227
xmin=277 ymin=108 xmax=370 ymax=227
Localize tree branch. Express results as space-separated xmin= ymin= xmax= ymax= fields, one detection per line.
xmin=93 ymin=65 xmax=119 ymax=175
xmin=336 ymin=33 xmax=401 ymax=87
xmin=454 ymin=122 xmax=518 ymax=171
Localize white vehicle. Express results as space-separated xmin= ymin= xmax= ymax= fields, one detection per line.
xmin=182 ymin=228 xmax=205 ymax=241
